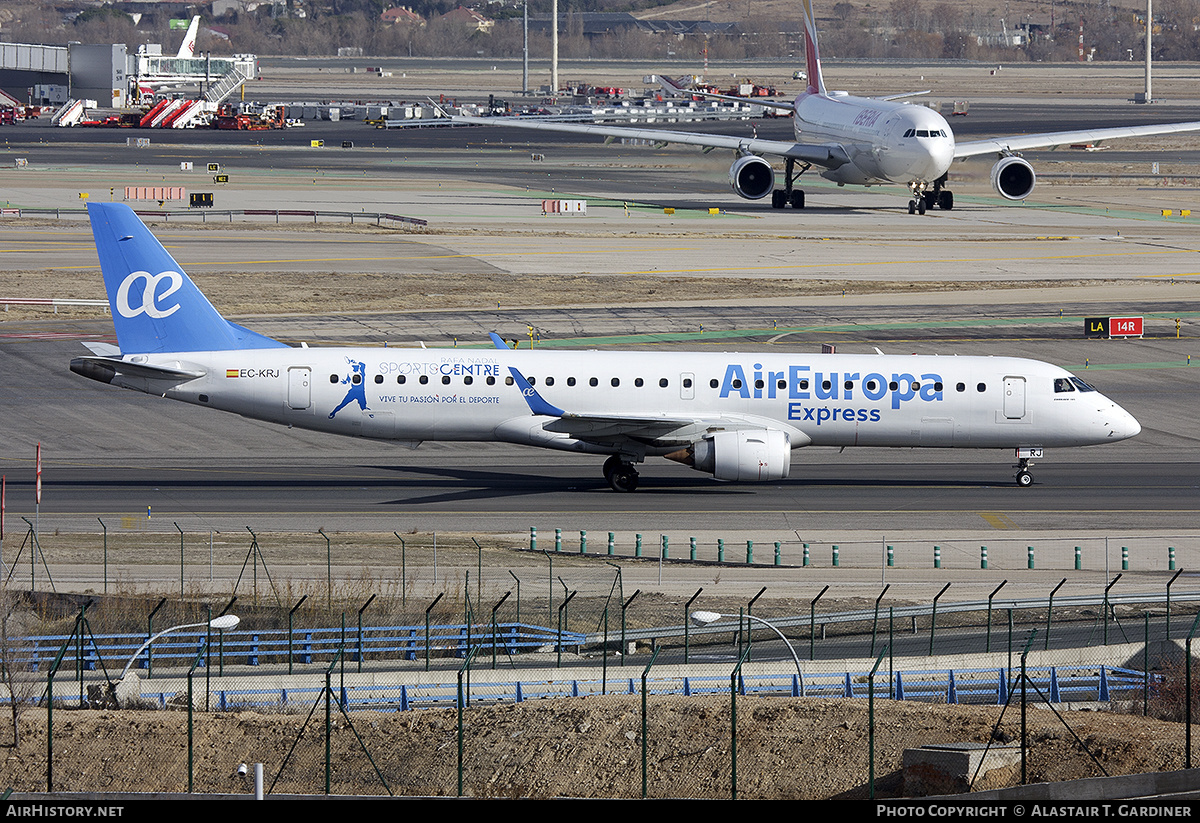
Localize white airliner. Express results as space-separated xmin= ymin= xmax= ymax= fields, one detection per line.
xmin=72 ymin=203 xmax=1139 ymax=490
xmin=454 ymin=0 xmax=1200 ymax=213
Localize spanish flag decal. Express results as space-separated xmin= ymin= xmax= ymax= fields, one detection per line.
xmin=226 ymin=369 xmax=239 ymax=378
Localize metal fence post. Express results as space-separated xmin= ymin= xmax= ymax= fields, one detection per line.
xmin=729 ymin=644 xmax=753 ymax=800
xmin=641 ymin=648 xmax=661 ymax=798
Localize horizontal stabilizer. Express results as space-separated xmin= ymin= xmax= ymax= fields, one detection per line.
xmin=82 ymin=341 xmax=120 ymax=357
xmin=70 ymin=355 xmax=205 ymax=384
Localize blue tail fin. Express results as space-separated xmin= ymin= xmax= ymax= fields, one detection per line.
xmin=87 ymin=202 xmax=286 ymax=354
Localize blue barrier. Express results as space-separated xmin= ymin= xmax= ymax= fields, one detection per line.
xmin=127 ymin=665 xmax=1156 ymax=714
xmin=12 ymin=621 xmax=582 ymax=673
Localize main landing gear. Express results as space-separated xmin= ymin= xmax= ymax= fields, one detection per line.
xmin=603 ymin=454 xmax=640 ymax=492
xmin=771 ymin=157 xmax=810 ymax=210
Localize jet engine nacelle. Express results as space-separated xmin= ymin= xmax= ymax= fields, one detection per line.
xmin=729 ymin=155 xmax=775 ymax=200
xmin=691 ymin=429 xmax=791 ymax=482
xmin=990 ymin=155 xmax=1036 ymax=201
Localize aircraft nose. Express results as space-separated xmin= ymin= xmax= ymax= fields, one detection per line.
xmin=894 ymin=137 xmax=954 ymax=182
xmin=922 ymin=139 xmax=954 ymax=179
xmin=1121 ymin=408 xmax=1141 ymax=439
xmin=1108 ymin=402 xmax=1141 ymax=441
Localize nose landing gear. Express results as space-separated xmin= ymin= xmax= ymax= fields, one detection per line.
xmin=908 ymin=176 xmax=953 ymax=214
xmin=1013 ymin=447 xmax=1042 ymax=487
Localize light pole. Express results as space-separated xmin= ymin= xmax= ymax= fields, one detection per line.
xmin=119 ymin=614 xmax=240 ymax=681
xmin=690 ymin=610 xmax=803 ymax=684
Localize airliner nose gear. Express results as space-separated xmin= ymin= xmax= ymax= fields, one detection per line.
xmin=1013 ymin=447 xmax=1043 ymax=487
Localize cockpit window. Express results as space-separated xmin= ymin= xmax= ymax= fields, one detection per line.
xmin=1069 ymin=377 xmax=1096 ymax=392
xmin=1054 ymin=378 xmax=1075 ymax=393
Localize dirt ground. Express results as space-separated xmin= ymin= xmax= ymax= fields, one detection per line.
xmin=0 ymin=696 xmax=1185 ymax=799
xmin=0 ymin=256 xmax=1074 ymax=322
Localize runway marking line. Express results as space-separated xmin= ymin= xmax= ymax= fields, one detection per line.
xmin=615 ymin=247 xmax=1199 ymax=277
xmin=980 ymin=512 xmax=1018 ymax=529
xmin=41 ymin=246 xmax=695 ymax=271
xmin=458 ymin=314 xmax=1200 ymax=349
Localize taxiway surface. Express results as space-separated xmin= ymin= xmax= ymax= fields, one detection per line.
xmin=0 ymin=79 xmax=1198 ymax=584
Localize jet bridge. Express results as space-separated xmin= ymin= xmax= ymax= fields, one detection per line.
xmin=131 ymin=50 xmax=257 ymax=105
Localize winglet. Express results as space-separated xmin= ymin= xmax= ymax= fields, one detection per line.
xmin=507 ymin=366 xmax=566 ymax=417
xmin=489 ymin=332 xmax=511 ymax=350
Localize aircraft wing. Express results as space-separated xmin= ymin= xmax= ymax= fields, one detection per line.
xmin=542 ymin=412 xmax=703 ymax=441
xmin=875 ymin=90 xmax=930 ymax=101
xmin=505 ymin=365 xmax=810 ymax=447
xmin=452 ymin=115 xmax=852 ymax=169
xmin=653 ymin=75 xmax=798 ymax=112
xmin=659 ymin=90 xmax=798 ymax=112
xmin=954 ymin=120 xmax=1200 ymax=158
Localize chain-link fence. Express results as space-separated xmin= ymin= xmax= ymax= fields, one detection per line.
xmin=0 ymin=529 xmax=1196 ymax=798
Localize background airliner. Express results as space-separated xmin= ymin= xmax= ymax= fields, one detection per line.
xmin=175 ymin=16 xmax=201 ymax=59
xmin=455 ymin=0 xmax=1200 ymax=213
xmin=71 ymin=203 xmax=1140 ymax=491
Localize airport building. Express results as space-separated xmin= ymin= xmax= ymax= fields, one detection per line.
xmin=0 ymin=36 xmax=255 ymax=115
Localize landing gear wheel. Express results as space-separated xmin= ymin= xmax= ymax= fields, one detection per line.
xmin=1016 ymin=470 xmax=1033 ymax=488
xmin=923 ymin=192 xmax=936 ymax=212
xmin=789 ymin=190 xmax=805 ymax=209
xmin=908 ymin=200 xmax=917 ymax=214
xmin=608 ymin=466 xmax=640 ymax=493
xmin=938 ymin=190 xmax=954 ymax=210
xmin=917 ymin=198 xmax=927 ymax=215
xmin=771 ymin=190 xmax=786 ymax=209
xmin=602 ymin=454 xmax=623 ymax=477
xmin=603 ymin=455 xmax=640 ymax=492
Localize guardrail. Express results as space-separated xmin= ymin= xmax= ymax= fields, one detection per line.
xmin=0 ymin=297 xmax=108 ymax=311
xmin=0 ymin=207 xmax=428 ymax=227
xmin=595 ymin=589 xmax=1200 ymax=646
xmin=22 ymin=621 xmax=583 ymax=673
xmin=26 ymin=587 xmax=1194 ymax=676
xmin=125 ymin=664 xmax=1151 ymax=712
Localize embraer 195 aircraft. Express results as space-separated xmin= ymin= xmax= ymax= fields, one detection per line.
xmin=455 ymin=0 xmax=1200 ymax=213
xmin=71 ymin=203 xmax=1140 ymax=491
